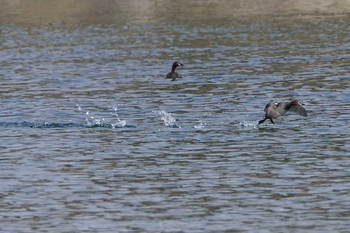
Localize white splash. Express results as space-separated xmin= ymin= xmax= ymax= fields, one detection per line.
xmin=239 ymin=121 xmax=259 ymax=129
xmin=85 ymin=113 xmax=106 ymax=127
xmin=84 ymin=107 xmax=127 ymax=128
xmin=111 ymin=106 xmax=127 ymax=128
xmin=194 ymin=119 xmax=206 ymax=129
xmin=153 ymin=110 xmax=178 ymax=128
xmin=111 ymin=120 xmax=127 ymax=128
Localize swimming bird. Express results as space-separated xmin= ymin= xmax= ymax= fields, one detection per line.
xmin=165 ymin=61 xmax=183 ymax=81
xmin=258 ymin=100 xmax=307 ymax=125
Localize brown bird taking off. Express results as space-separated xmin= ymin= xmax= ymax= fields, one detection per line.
xmin=258 ymin=100 xmax=307 ymax=125
xmin=165 ymin=61 xmax=183 ymax=81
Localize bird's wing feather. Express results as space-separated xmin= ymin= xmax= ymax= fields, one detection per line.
xmin=288 ymin=105 xmax=308 ymax=117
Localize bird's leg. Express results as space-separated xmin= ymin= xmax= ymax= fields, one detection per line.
xmin=270 ymin=118 xmax=275 ymax=124
xmin=258 ymin=118 xmax=266 ymax=125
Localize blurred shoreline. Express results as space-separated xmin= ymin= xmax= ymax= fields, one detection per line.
xmin=1 ymin=0 xmax=350 ymax=25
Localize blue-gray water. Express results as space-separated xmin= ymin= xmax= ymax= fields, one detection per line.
xmin=1 ymin=16 xmax=350 ymax=232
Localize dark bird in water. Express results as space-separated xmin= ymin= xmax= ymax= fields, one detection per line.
xmin=258 ymin=100 xmax=307 ymax=125
xmin=165 ymin=61 xmax=183 ymax=81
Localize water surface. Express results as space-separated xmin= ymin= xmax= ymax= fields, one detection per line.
xmin=1 ymin=4 xmax=350 ymax=232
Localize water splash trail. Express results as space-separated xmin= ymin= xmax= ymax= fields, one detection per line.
xmin=194 ymin=119 xmax=206 ymax=129
xmin=0 ymin=121 xmax=134 ymax=129
xmin=82 ymin=105 xmax=128 ymax=128
xmin=0 ymin=105 xmax=134 ymax=129
xmin=239 ymin=121 xmax=259 ymax=129
xmin=153 ymin=110 xmax=180 ymax=128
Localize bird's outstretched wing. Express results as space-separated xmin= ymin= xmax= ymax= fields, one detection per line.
xmin=288 ymin=105 xmax=307 ymax=117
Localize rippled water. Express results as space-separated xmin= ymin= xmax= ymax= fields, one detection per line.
xmin=1 ymin=16 xmax=350 ymax=232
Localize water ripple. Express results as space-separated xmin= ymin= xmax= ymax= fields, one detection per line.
xmin=1 ymin=18 xmax=350 ymax=233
